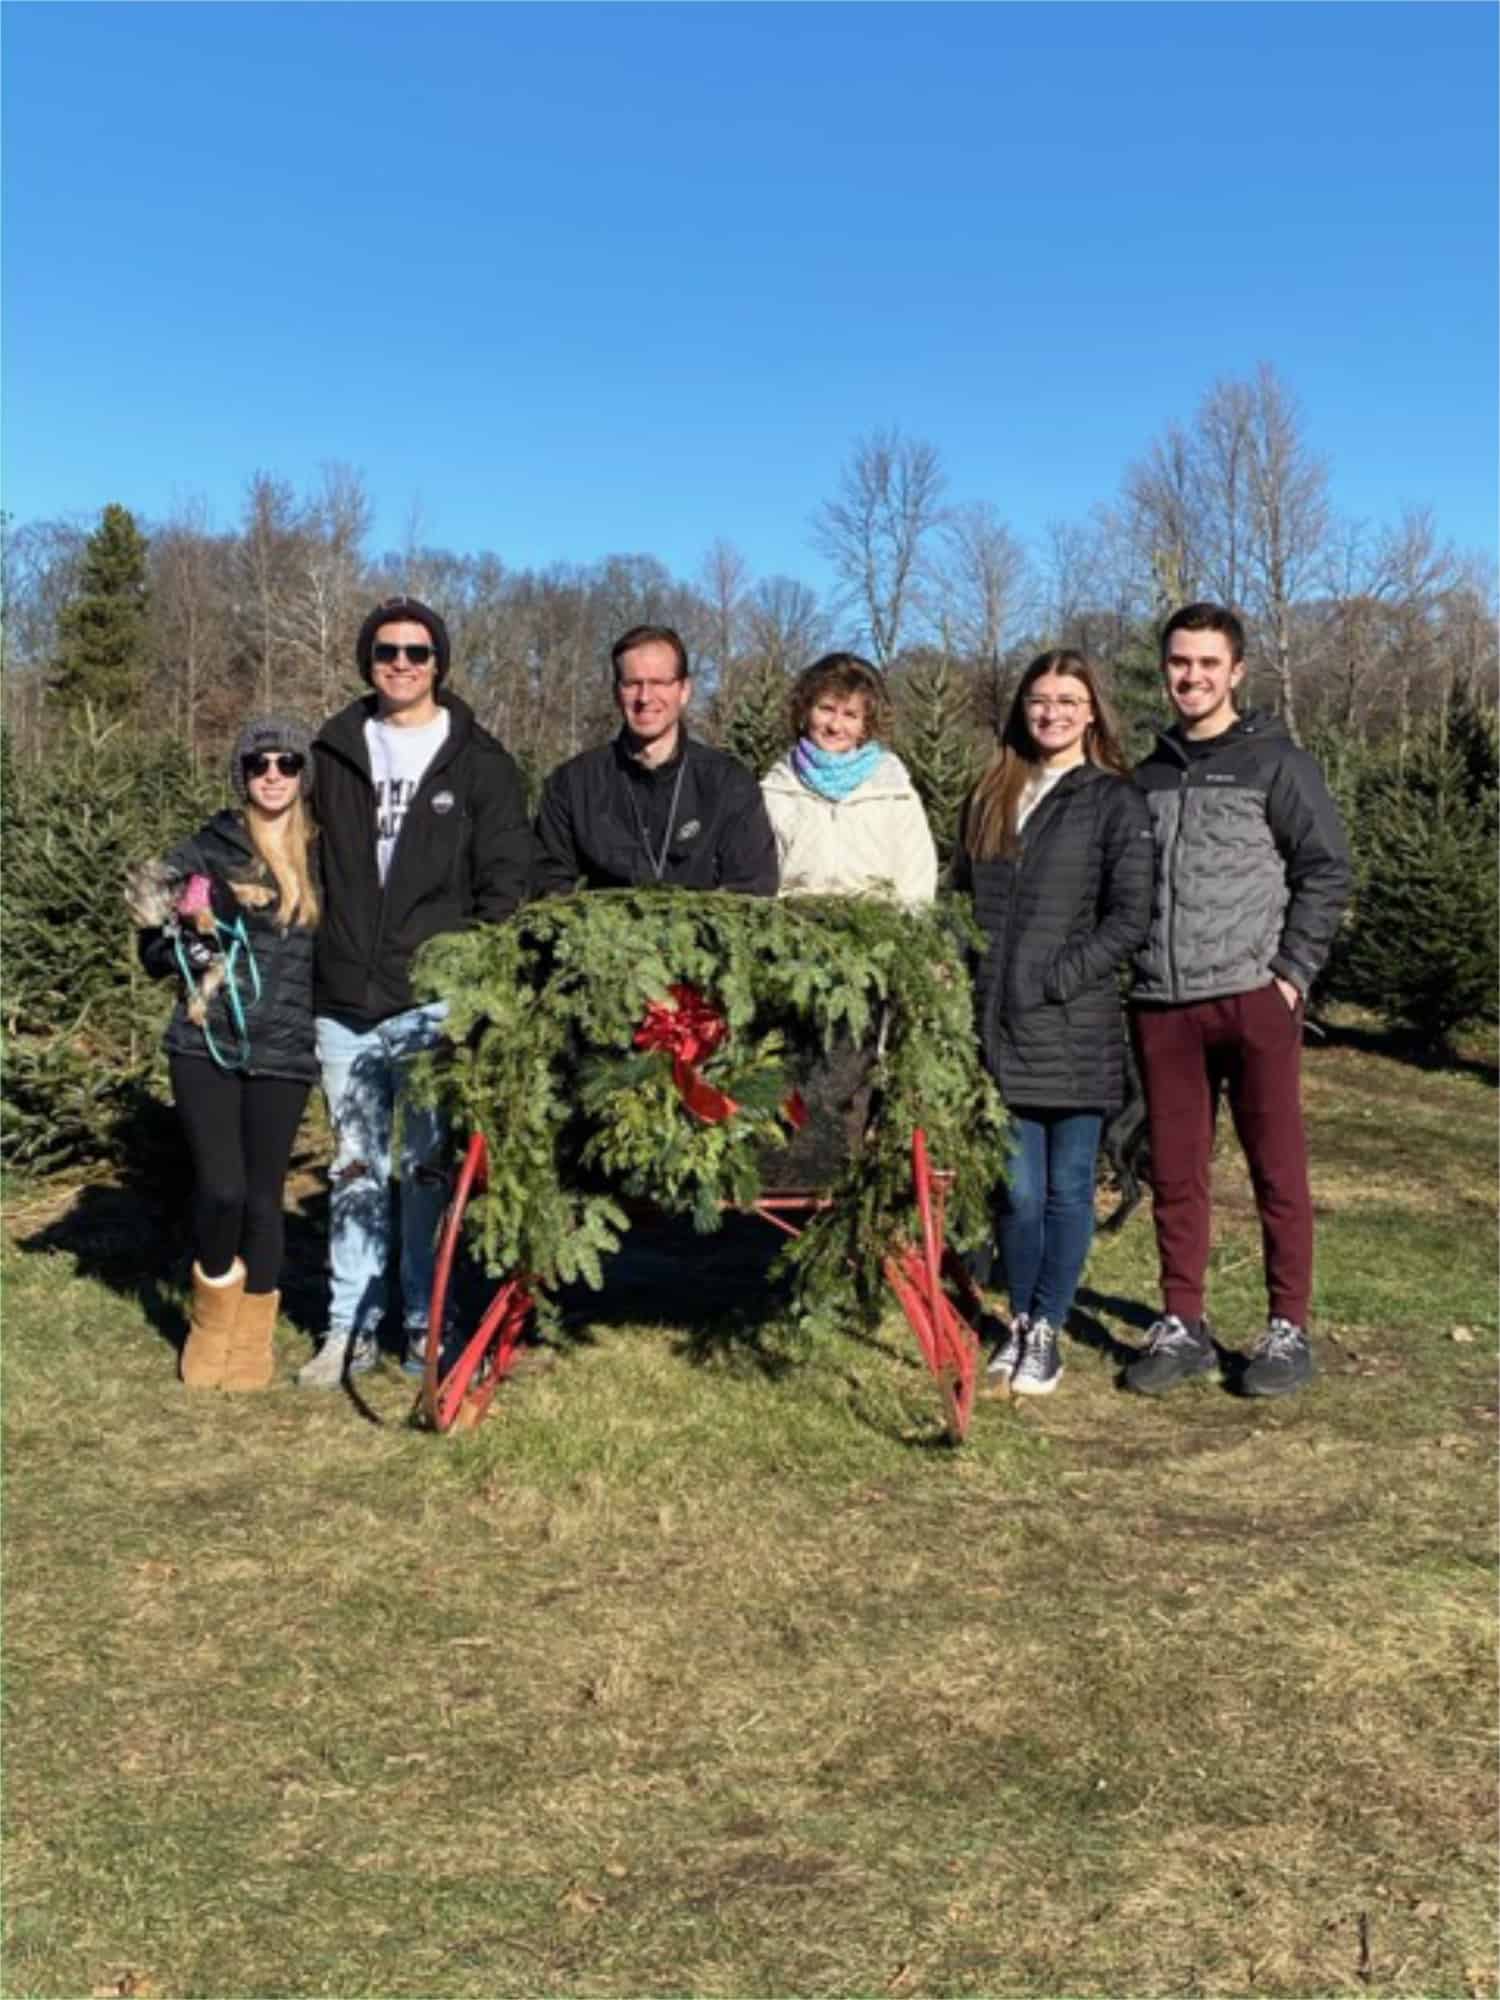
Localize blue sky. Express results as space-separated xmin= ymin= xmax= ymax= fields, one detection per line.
xmin=5 ymin=1 xmax=1496 ymax=590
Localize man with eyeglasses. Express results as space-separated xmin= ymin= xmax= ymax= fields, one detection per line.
xmin=534 ymin=624 xmax=777 ymax=895
xmin=300 ymin=595 xmax=534 ymax=1388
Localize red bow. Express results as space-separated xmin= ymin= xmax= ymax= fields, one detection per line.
xmin=635 ymin=983 xmax=739 ymax=1124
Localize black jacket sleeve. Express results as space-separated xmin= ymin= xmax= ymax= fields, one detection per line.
xmin=470 ymin=747 xmax=534 ymax=922
xmin=533 ymin=766 xmax=583 ymax=897
xmin=714 ymin=764 xmax=778 ymax=896
xmin=1043 ymin=782 xmax=1155 ymax=1004
xmin=1266 ymin=749 xmax=1353 ymax=994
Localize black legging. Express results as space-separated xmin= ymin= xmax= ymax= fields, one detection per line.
xmin=169 ymin=1055 xmax=309 ymax=1293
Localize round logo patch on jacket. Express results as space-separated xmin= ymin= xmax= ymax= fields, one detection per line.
xmin=431 ymin=790 xmax=456 ymax=815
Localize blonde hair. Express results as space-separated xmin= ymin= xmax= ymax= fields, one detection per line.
xmin=246 ymin=795 xmax=320 ymax=929
xmin=963 ymin=650 xmax=1129 ymax=863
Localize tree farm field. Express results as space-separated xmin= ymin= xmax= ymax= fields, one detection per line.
xmin=3 ymin=1019 xmax=1495 ymax=2000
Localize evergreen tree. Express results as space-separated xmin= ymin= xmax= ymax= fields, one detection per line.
xmin=893 ymin=652 xmax=983 ymax=863
xmin=1332 ymin=705 xmax=1499 ymax=1050
xmin=52 ymin=503 xmax=150 ymax=721
xmin=722 ymin=661 xmax=792 ymax=777
xmin=1106 ymin=617 xmax=1170 ymax=760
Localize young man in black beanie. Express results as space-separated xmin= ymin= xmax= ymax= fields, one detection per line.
xmin=300 ymin=596 xmax=533 ymax=1387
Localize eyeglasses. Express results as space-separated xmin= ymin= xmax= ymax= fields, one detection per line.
xmin=617 ymin=676 xmax=685 ymax=695
xmin=243 ymin=751 xmax=306 ymax=779
xmin=1024 ymin=696 xmax=1088 ymax=716
xmin=372 ymin=642 xmax=435 ymax=667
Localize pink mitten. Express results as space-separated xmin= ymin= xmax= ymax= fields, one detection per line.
xmin=176 ymin=874 xmax=214 ymax=920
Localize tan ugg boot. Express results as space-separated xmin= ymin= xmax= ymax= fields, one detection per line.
xmin=224 ymin=1288 xmax=279 ymax=1392
xmin=182 ymin=1260 xmax=245 ymax=1389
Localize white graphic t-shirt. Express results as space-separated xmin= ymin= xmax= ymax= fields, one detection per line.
xmin=365 ymin=710 xmax=451 ymax=885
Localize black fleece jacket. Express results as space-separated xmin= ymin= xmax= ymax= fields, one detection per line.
xmin=312 ymin=691 xmax=533 ymax=1024
xmin=952 ymin=765 xmax=1154 ymax=1111
xmin=534 ymin=731 xmax=777 ymax=896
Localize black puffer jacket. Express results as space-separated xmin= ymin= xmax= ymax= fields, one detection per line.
xmin=138 ymin=810 xmax=317 ymax=1082
xmin=952 ymin=765 xmax=1155 ymax=1111
xmin=313 ymin=691 xmax=533 ymax=1024
xmin=1132 ymin=711 xmax=1352 ymax=1002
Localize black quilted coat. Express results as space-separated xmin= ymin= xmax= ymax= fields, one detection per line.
xmin=952 ymin=765 xmax=1154 ymax=1111
xmin=138 ymin=810 xmax=317 ymax=1082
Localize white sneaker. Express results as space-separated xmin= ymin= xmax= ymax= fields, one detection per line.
xmin=296 ymin=1332 xmax=377 ymax=1389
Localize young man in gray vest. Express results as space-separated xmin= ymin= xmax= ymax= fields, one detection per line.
xmin=1127 ymin=603 xmax=1351 ymax=1398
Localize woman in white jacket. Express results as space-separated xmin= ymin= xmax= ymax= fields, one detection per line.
xmin=761 ymin=653 xmax=938 ymax=906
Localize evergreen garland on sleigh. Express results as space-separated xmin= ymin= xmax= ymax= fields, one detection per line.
xmin=409 ymin=891 xmax=1008 ymax=1337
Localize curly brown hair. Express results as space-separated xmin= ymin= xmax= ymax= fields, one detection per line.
xmin=788 ymin=652 xmax=891 ymax=746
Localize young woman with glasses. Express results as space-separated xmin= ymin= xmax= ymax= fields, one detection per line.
xmin=951 ymin=651 xmax=1154 ymax=1397
xmin=132 ymin=716 xmax=320 ymax=1390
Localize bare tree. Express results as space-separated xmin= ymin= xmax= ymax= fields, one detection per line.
xmin=237 ymin=473 xmax=305 ymax=712
xmin=153 ymin=499 xmax=234 ymax=766
xmin=1241 ymin=364 xmax=1329 ymax=741
xmin=812 ymin=427 xmax=947 ymax=666
xmin=1 ymin=515 xmax=88 ymax=757
xmin=743 ymin=575 xmax=827 ymax=674
xmin=1123 ymin=422 xmax=1204 ymax=607
xmin=696 ymin=539 xmax=749 ymax=696
xmin=1377 ymin=506 xmax=1455 ymax=765
xmin=1194 ymin=376 xmax=1256 ymax=609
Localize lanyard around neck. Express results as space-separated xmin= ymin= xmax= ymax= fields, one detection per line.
xmin=628 ymin=750 xmax=688 ymax=882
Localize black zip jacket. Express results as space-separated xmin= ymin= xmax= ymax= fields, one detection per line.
xmin=137 ymin=810 xmax=317 ymax=1082
xmin=1132 ymin=711 xmax=1352 ymax=1003
xmin=312 ymin=691 xmax=533 ymax=1024
xmin=952 ymin=766 xmax=1154 ymax=1111
xmin=534 ymin=730 xmax=778 ymax=895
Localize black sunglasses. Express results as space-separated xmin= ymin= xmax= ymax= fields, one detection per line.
xmin=372 ymin=641 xmax=435 ymax=667
xmin=243 ymin=751 xmax=306 ymax=779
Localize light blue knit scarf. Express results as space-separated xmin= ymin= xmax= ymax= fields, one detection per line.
xmin=793 ymin=737 xmax=884 ymax=802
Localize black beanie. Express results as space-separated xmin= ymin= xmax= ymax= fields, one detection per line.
xmin=355 ymin=596 xmax=451 ymax=685
xmin=231 ymin=715 xmax=315 ymax=803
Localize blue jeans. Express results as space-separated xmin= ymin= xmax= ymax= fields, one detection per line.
xmin=995 ymin=1110 xmax=1103 ymax=1329
xmin=316 ymin=1002 xmax=450 ymax=1339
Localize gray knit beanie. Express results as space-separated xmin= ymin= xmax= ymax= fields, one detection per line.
xmin=230 ymin=715 xmax=315 ymax=804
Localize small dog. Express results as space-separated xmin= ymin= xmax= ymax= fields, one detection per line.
xmin=125 ymin=858 xmax=275 ymax=1024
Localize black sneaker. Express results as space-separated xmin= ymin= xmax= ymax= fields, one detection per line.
xmin=984 ymin=1312 xmax=1027 ymax=1385
xmin=1122 ymin=1314 xmax=1218 ymax=1395
xmin=1240 ymin=1318 xmax=1314 ymax=1398
xmin=1011 ymin=1317 xmax=1062 ymax=1397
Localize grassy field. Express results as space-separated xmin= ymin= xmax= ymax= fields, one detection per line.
xmin=3 ymin=1017 xmax=1496 ymax=2000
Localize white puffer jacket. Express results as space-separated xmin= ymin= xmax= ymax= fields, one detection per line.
xmin=761 ymin=750 xmax=938 ymax=906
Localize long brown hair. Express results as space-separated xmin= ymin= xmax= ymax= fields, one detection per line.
xmin=963 ymin=650 xmax=1129 ymax=862
xmin=246 ymin=796 xmax=320 ymax=929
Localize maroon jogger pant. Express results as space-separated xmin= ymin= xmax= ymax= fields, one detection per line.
xmin=1131 ymin=984 xmax=1313 ymax=1326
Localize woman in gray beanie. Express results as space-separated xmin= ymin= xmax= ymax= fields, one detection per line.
xmin=129 ymin=715 xmax=320 ymax=1391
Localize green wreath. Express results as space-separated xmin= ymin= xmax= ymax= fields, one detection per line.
xmin=410 ymin=890 xmax=1008 ymax=1335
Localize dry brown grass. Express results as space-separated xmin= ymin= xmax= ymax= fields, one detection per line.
xmin=3 ymin=1027 xmax=1496 ymax=1998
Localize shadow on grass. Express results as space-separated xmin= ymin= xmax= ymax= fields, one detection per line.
xmin=1313 ymin=1012 xmax=1499 ymax=1087
xmin=12 ymin=1142 xmax=334 ymax=1355
xmin=550 ymin=1211 xmax=800 ymax=1380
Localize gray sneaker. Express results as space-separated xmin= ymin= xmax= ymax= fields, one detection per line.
xmin=1241 ymin=1318 xmax=1314 ymax=1398
xmin=296 ymin=1331 xmax=378 ymax=1389
xmin=1123 ymin=1314 xmax=1218 ymax=1395
xmin=402 ymin=1325 xmax=447 ymax=1378
xmin=1011 ymin=1317 xmax=1063 ymax=1396
xmin=985 ymin=1313 xmax=1027 ymax=1384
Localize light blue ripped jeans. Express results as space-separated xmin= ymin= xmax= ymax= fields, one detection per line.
xmin=315 ymin=1001 xmax=450 ymax=1341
